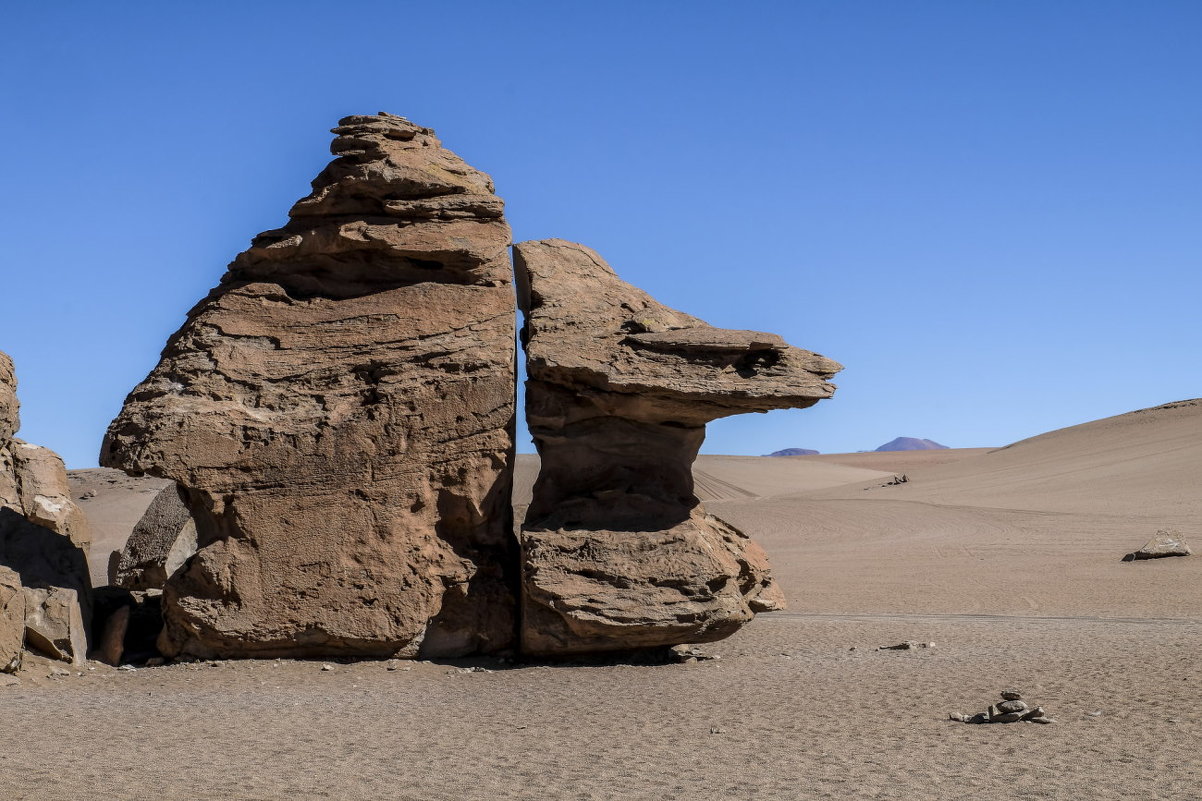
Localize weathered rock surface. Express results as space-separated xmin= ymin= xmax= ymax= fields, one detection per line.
xmin=0 ymin=352 xmax=16 ymax=444
xmin=1129 ymin=529 xmax=1191 ymax=560
xmin=23 ymin=586 xmax=87 ymax=666
xmin=513 ymin=239 xmax=841 ymax=655
xmin=101 ymin=113 xmax=516 ymax=660
xmin=0 ymin=350 xmax=93 ymax=665
xmin=114 ymin=484 xmax=198 ymax=590
xmin=0 ymin=566 xmax=24 ymax=672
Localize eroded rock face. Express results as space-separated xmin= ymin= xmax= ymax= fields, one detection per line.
xmin=0 ymin=351 xmax=92 ymax=666
xmin=514 ymin=239 xmax=840 ymax=655
xmin=0 ymin=566 xmax=23 ymax=673
xmin=114 ymin=484 xmax=198 ymax=591
xmin=102 ymin=114 xmax=516 ymax=660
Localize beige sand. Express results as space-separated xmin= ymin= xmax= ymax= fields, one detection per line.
xmin=4 ymin=401 xmax=1199 ymax=800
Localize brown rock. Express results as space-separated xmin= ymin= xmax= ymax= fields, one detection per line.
xmin=0 ymin=566 xmax=24 ymax=673
xmin=8 ymin=440 xmax=91 ymax=550
xmin=999 ymin=688 xmax=1022 ymax=700
xmin=998 ymin=699 xmax=1029 ymax=714
xmin=0 ymin=351 xmax=16 ymax=444
xmin=1130 ymin=529 xmax=1191 ymax=560
xmin=0 ymin=350 xmax=93 ymax=666
xmin=113 ymin=484 xmax=197 ymax=590
xmin=23 ymin=586 xmax=87 ymax=666
xmin=513 ymin=240 xmax=840 ymax=655
xmin=98 ymin=604 xmax=131 ymax=666
xmin=101 ymin=114 xmax=516 ymax=660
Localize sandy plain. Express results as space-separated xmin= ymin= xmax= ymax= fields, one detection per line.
xmin=2 ymin=400 xmax=1199 ymax=800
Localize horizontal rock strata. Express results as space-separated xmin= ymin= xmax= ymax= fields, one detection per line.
xmin=514 ymin=239 xmax=841 ymax=655
xmin=102 ymin=113 xmax=516 ymax=660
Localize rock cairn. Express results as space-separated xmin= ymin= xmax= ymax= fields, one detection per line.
xmin=102 ymin=113 xmax=517 ymax=660
xmin=513 ymin=239 xmax=841 ymax=655
xmin=0 ymin=350 xmax=93 ymax=670
xmin=950 ymin=689 xmax=1055 ymax=724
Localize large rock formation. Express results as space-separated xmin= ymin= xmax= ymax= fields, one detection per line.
xmin=0 ymin=350 xmax=93 ymax=667
xmin=102 ymin=113 xmax=517 ymax=660
xmin=513 ymin=240 xmax=841 ymax=655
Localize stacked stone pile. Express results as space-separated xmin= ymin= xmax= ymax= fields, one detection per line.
xmin=950 ymin=689 xmax=1055 ymax=724
xmin=0 ymin=350 xmax=93 ymax=670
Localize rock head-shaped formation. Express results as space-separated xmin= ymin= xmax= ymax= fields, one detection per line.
xmin=513 ymin=240 xmax=841 ymax=655
xmin=102 ymin=114 xmax=517 ymax=659
xmin=1 ymin=350 xmax=93 ymax=669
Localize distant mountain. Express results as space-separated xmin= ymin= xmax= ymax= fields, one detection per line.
xmin=765 ymin=448 xmax=820 ymax=457
xmin=874 ymin=437 xmax=948 ymax=452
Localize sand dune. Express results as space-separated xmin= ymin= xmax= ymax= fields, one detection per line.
xmin=9 ymin=401 xmax=1198 ymax=800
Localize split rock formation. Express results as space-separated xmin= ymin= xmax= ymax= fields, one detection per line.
xmin=112 ymin=483 xmax=198 ymax=591
xmin=513 ymin=239 xmax=841 ymax=655
xmin=102 ymin=114 xmax=517 ymax=660
xmin=0 ymin=350 xmax=93 ymax=669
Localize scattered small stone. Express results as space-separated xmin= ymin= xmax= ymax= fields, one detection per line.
xmin=321 ymin=664 xmax=335 ymax=671
xmin=118 ymin=664 xmax=136 ymax=672
xmin=386 ymin=659 xmax=400 ymax=671
xmin=669 ymin=645 xmax=719 ymax=663
xmin=1000 ymin=689 xmax=1022 ymax=700
xmin=1085 ymin=710 xmax=1103 ymax=717
xmin=709 ymin=726 xmax=726 ymax=735
xmin=49 ymin=665 xmax=70 ymax=677
xmin=80 ymin=490 xmax=97 ymax=500
xmin=453 ymin=666 xmax=492 ymax=674
xmin=878 ymin=641 xmax=934 ymax=651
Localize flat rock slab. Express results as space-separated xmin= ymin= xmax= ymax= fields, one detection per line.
xmin=1128 ymin=530 xmax=1192 ymax=560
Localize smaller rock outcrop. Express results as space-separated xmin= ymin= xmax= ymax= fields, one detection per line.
xmin=949 ymin=689 xmax=1054 ymax=724
xmin=0 ymin=566 xmax=24 ymax=673
xmin=766 ymin=448 xmax=819 ymax=457
xmin=514 ymin=240 xmax=841 ymax=656
xmin=113 ymin=484 xmax=197 ymax=590
xmin=0 ymin=349 xmax=93 ymax=666
xmin=1124 ymin=529 xmax=1191 ymax=561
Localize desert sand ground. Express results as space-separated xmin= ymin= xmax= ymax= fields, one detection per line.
xmin=3 ymin=401 xmax=1199 ymax=800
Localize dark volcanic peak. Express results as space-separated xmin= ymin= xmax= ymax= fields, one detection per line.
xmin=766 ymin=448 xmax=819 ymax=457
xmin=875 ymin=437 xmax=948 ymax=452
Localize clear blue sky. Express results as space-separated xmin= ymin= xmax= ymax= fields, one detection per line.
xmin=2 ymin=1 xmax=1199 ymax=468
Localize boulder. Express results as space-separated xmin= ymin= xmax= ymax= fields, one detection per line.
xmin=23 ymin=586 xmax=87 ymax=666
xmin=113 ymin=483 xmax=197 ymax=590
xmin=101 ymin=114 xmax=516 ymax=660
xmin=513 ymin=239 xmax=840 ymax=655
xmin=7 ymin=440 xmax=91 ymax=550
xmin=0 ymin=350 xmax=93 ymax=666
xmin=1129 ymin=529 xmax=1191 ymax=560
xmin=0 ymin=566 xmax=23 ymax=673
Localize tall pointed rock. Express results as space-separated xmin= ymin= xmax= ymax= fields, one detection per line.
xmin=103 ymin=114 xmax=517 ymax=659
xmin=514 ymin=240 xmax=840 ymax=655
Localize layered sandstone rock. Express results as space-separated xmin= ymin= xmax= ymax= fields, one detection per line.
xmin=514 ymin=239 xmax=840 ymax=655
xmin=102 ymin=113 xmax=517 ymax=659
xmin=0 ymin=566 xmax=23 ymax=672
xmin=113 ymin=484 xmax=198 ymax=591
xmin=0 ymin=350 xmax=92 ymax=666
